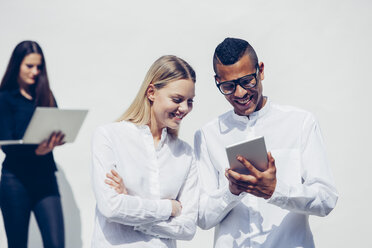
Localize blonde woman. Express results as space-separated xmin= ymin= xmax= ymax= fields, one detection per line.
xmin=91 ymin=55 xmax=198 ymax=247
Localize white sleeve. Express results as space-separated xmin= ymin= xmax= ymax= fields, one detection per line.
xmin=91 ymin=127 xmax=172 ymax=226
xmin=268 ymin=114 xmax=338 ymax=217
xmin=133 ymin=157 xmax=199 ymax=240
xmin=194 ymin=130 xmax=245 ymax=230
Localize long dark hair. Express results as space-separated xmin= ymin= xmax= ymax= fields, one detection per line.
xmin=0 ymin=40 xmax=56 ymax=107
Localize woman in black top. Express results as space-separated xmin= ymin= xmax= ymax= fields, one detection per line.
xmin=0 ymin=41 xmax=65 ymax=248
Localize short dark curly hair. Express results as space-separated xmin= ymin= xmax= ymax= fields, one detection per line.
xmin=213 ymin=37 xmax=258 ymax=74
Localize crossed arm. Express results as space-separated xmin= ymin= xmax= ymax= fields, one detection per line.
xmin=92 ymin=127 xmax=198 ymax=240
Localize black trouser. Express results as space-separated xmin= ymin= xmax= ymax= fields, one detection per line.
xmin=0 ymin=169 xmax=65 ymax=248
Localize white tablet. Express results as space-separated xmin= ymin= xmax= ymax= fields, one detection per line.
xmin=226 ymin=136 xmax=268 ymax=174
xmin=0 ymin=107 xmax=88 ymax=145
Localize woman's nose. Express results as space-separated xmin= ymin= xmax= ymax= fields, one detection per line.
xmin=179 ymin=101 xmax=189 ymax=113
xmin=31 ymin=66 xmax=40 ymax=75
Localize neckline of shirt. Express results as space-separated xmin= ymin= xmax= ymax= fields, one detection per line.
xmin=10 ymin=89 xmax=34 ymax=103
xmin=137 ymin=124 xmax=168 ymax=150
xmin=231 ymin=96 xmax=270 ymax=124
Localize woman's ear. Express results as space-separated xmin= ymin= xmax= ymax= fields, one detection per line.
xmin=147 ymin=84 xmax=156 ymax=102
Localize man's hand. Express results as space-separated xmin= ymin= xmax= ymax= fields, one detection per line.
xmin=35 ymin=131 xmax=65 ymax=155
xmin=226 ymin=152 xmax=277 ymax=199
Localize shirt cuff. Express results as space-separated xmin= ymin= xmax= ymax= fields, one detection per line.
xmin=133 ymin=199 xmax=172 ymax=236
xmin=222 ymin=185 xmax=246 ymax=207
xmin=158 ymin=199 xmax=172 ymax=220
xmin=134 ymin=224 xmax=159 ymax=237
xmin=267 ymin=179 xmax=289 ymax=207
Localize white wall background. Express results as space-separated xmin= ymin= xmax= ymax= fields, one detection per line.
xmin=0 ymin=0 xmax=371 ymax=247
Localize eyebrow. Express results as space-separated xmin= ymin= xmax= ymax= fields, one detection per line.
xmin=171 ymin=93 xmax=195 ymax=99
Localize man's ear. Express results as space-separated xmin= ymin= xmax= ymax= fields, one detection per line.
xmin=258 ymin=62 xmax=265 ymax=81
xmin=147 ymin=84 xmax=156 ymax=102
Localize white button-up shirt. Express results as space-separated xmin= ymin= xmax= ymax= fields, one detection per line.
xmin=194 ymin=98 xmax=338 ymax=248
xmin=91 ymin=121 xmax=198 ymax=248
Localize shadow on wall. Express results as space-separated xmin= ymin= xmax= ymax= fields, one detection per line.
xmin=28 ymin=164 xmax=83 ymax=247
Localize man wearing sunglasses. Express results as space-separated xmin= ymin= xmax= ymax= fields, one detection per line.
xmin=194 ymin=37 xmax=338 ymax=248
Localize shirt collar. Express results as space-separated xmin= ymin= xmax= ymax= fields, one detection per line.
xmin=138 ymin=124 xmax=168 ymax=149
xmin=218 ymin=97 xmax=270 ymax=133
xmin=231 ymin=97 xmax=270 ymax=123
xmin=158 ymin=128 xmax=168 ymax=148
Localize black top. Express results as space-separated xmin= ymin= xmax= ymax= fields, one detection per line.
xmin=0 ymin=89 xmax=57 ymax=176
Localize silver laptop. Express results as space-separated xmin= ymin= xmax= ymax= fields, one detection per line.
xmin=0 ymin=107 xmax=88 ymax=145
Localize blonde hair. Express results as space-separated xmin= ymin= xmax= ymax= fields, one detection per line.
xmin=117 ymin=55 xmax=196 ymax=137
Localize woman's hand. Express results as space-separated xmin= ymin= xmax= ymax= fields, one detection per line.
xmin=35 ymin=131 xmax=65 ymax=155
xmin=105 ymin=169 xmax=128 ymax=194
xmin=170 ymin=200 xmax=182 ymax=217
xmin=105 ymin=170 xmax=181 ymax=217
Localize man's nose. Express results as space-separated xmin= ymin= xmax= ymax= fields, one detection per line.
xmin=234 ymin=84 xmax=249 ymax=98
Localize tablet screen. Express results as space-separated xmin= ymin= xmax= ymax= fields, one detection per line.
xmin=226 ymin=136 xmax=268 ymax=174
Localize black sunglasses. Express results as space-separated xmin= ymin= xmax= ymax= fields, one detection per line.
xmin=215 ymin=67 xmax=259 ymax=95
